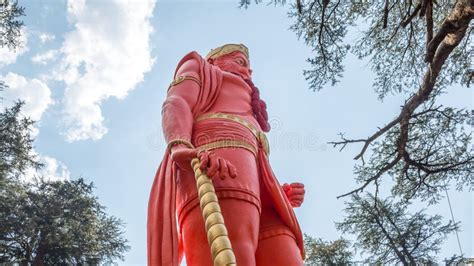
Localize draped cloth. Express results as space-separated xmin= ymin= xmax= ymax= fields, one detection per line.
xmin=257 ymin=147 xmax=305 ymax=259
xmin=147 ymin=52 xmax=304 ymax=266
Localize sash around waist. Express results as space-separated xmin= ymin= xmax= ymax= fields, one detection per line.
xmin=192 ymin=112 xmax=270 ymax=156
xmin=192 ymin=118 xmax=259 ymax=156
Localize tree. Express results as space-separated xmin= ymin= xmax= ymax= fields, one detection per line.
xmin=304 ymin=234 xmax=353 ymax=265
xmin=336 ymin=193 xmax=459 ymax=264
xmin=0 ymin=0 xmax=25 ymax=50
xmin=240 ymin=1 xmax=471 ymax=263
xmin=240 ymin=1 xmax=473 ymax=203
xmin=0 ymin=0 xmax=28 ymax=178
xmin=0 ymin=101 xmax=41 ymax=180
xmin=443 ymin=254 xmax=465 ymax=265
xmin=0 ymin=178 xmax=130 ymax=265
xmin=0 ymin=0 xmax=26 ymax=120
xmin=0 ymin=100 xmax=130 ymax=265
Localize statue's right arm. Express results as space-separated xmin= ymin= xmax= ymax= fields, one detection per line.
xmin=162 ymin=58 xmax=201 ymax=151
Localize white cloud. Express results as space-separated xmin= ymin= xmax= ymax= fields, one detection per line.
xmin=39 ymin=32 xmax=56 ymax=43
xmin=31 ymin=49 xmax=59 ymax=65
xmin=53 ymin=0 xmax=156 ymax=142
xmin=23 ymin=154 xmax=71 ymax=183
xmin=0 ymin=29 xmax=28 ymax=66
xmin=39 ymin=155 xmax=71 ymax=182
xmin=1 ymin=72 xmax=53 ymax=124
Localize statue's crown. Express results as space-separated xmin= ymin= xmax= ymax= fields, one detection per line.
xmin=205 ymin=43 xmax=249 ymax=61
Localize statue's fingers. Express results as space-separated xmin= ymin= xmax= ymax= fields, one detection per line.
xmin=218 ymin=158 xmax=230 ymax=180
xmin=289 ymin=194 xmax=304 ymax=202
xmin=282 ymin=183 xmax=290 ymax=192
xmin=228 ymin=163 xmax=238 ymax=178
xmin=199 ymin=152 xmax=210 ymax=171
xmin=207 ymin=154 xmax=220 ymax=178
xmin=289 ymin=187 xmax=305 ymax=196
xmin=290 ymin=182 xmax=305 ymax=188
xmin=291 ymin=200 xmax=302 ymax=207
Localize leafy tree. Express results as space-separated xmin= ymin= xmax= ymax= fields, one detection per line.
xmin=0 ymin=177 xmax=130 ymax=265
xmin=336 ymin=193 xmax=459 ymax=265
xmin=240 ymin=1 xmax=474 ymax=203
xmin=304 ymin=234 xmax=353 ymax=265
xmin=1 ymin=0 xmax=26 ymax=112
xmin=0 ymin=0 xmax=25 ymax=50
xmin=0 ymin=101 xmax=41 ymax=180
xmin=443 ymin=254 xmax=465 ymax=265
xmin=242 ymin=1 xmax=471 ymax=263
xmin=0 ymin=96 xmax=130 ymax=265
xmin=1 ymin=0 xmax=28 ymax=176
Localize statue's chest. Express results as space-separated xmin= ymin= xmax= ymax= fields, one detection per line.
xmin=211 ymin=72 xmax=253 ymax=112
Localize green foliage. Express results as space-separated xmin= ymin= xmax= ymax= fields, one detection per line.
xmin=251 ymin=1 xmax=473 ymax=95
xmin=1 ymin=1 xmax=31 ymax=179
xmin=337 ymin=193 xmax=459 ymax=264
xmin=0 ymin=96 xmax=130 ymax=264
xmin=443 ymin=254 xmax=465 ymax=265
xmin=0 ymin=0 xmax=25 ymax=50
xmin=0 ymin=177 xmax=130 ymax=264
xmin=304 ymin=234 xmax=353 ymax=265
xmin=241 ymin=1 xmax=471 ymax=263
xmin=389 ymin=105 xmax=473 ymax=203
xmin=239 ymin=0 xmax=286 ymax=8
xmin=0 ymin=101 xmax=41 ymax=180
xmin=242 ymin=0 xmax=474 ymax=204
xmin=289 ymin=0 xmax=354 ymax=91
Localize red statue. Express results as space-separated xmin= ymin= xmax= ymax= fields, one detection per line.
xmin=148 ymin=44 xmax=306 ymax=265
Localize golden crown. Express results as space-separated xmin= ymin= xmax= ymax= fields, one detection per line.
xmin=205 ymin=43 xmax=249 ymax=60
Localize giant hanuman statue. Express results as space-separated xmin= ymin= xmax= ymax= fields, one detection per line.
xmin=148 ymin=44 xmax=306 ymax=266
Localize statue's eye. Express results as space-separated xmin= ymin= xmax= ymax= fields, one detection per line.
xmin=235 ymin=58 xmax=245 ymax=66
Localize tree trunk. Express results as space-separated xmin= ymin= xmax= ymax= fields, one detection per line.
xmin=32 ymin=244 xmax=45 ymax=266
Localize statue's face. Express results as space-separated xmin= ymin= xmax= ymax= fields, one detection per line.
xmin=210 ymin=51 xmax=253 ymax=80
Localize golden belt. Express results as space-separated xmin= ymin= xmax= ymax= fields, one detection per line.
xmin=195 ymin=113 xmax=270 ymax=155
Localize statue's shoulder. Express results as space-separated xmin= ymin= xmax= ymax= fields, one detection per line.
xmin=174 ymin=51 xmax=205 ymax=78
xmin=169 ymin=51 xmax=221 ymax=92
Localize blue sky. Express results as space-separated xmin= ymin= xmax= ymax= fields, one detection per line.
xmin=1 ymin=0 xmax=472 ymax=264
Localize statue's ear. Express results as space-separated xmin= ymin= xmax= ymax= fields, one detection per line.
xmin=207 ymin=58 xmax=214 ymax=64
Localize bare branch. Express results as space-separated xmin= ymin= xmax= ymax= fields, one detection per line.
xmin=383 ymin=0 xmax=390 ymax=28
xmin=337 ymin=155 xmax=402 ymax=199
xmin=296 ymin=0 xmax=302 ymax=14
xmin=419 ymin=0 xmax=430 ymax=17
xmin=401 ymin=3 xmax=421 ymax=28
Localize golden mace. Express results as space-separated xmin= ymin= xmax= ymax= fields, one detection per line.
xmin=191 ymin=158 xmax=237 ymax=266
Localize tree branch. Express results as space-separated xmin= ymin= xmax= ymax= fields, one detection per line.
xmin=366 ymin=200 xmax=408 ymax=264
xmin=425 ymin=0 xmax=474 ymax=63
xmin=425 ymin=0 xmax=433 ymax=54
xmin=401 ymin=3 xmax=421 ymax=28
xmin=337 ymin=155 xmax=402 ymax=199
xmin=383 ymin=0 xmax=390 ymax=28
xmin=419 ymin=0 xmax=430 ymax=17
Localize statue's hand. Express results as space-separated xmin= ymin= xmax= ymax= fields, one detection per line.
xmin=170 ymin=144 xmax=199 ymax=171
xmin=198 ymin=150 xmax=238 ymax=180
xmin=171 ymin=146 xmax=237 ymax=179
xmin=282 ymin=182 xmax=305 ymax=208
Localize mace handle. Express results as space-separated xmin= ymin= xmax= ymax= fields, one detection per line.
xmin=191 ymin=158 xmax=237 ymax=266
